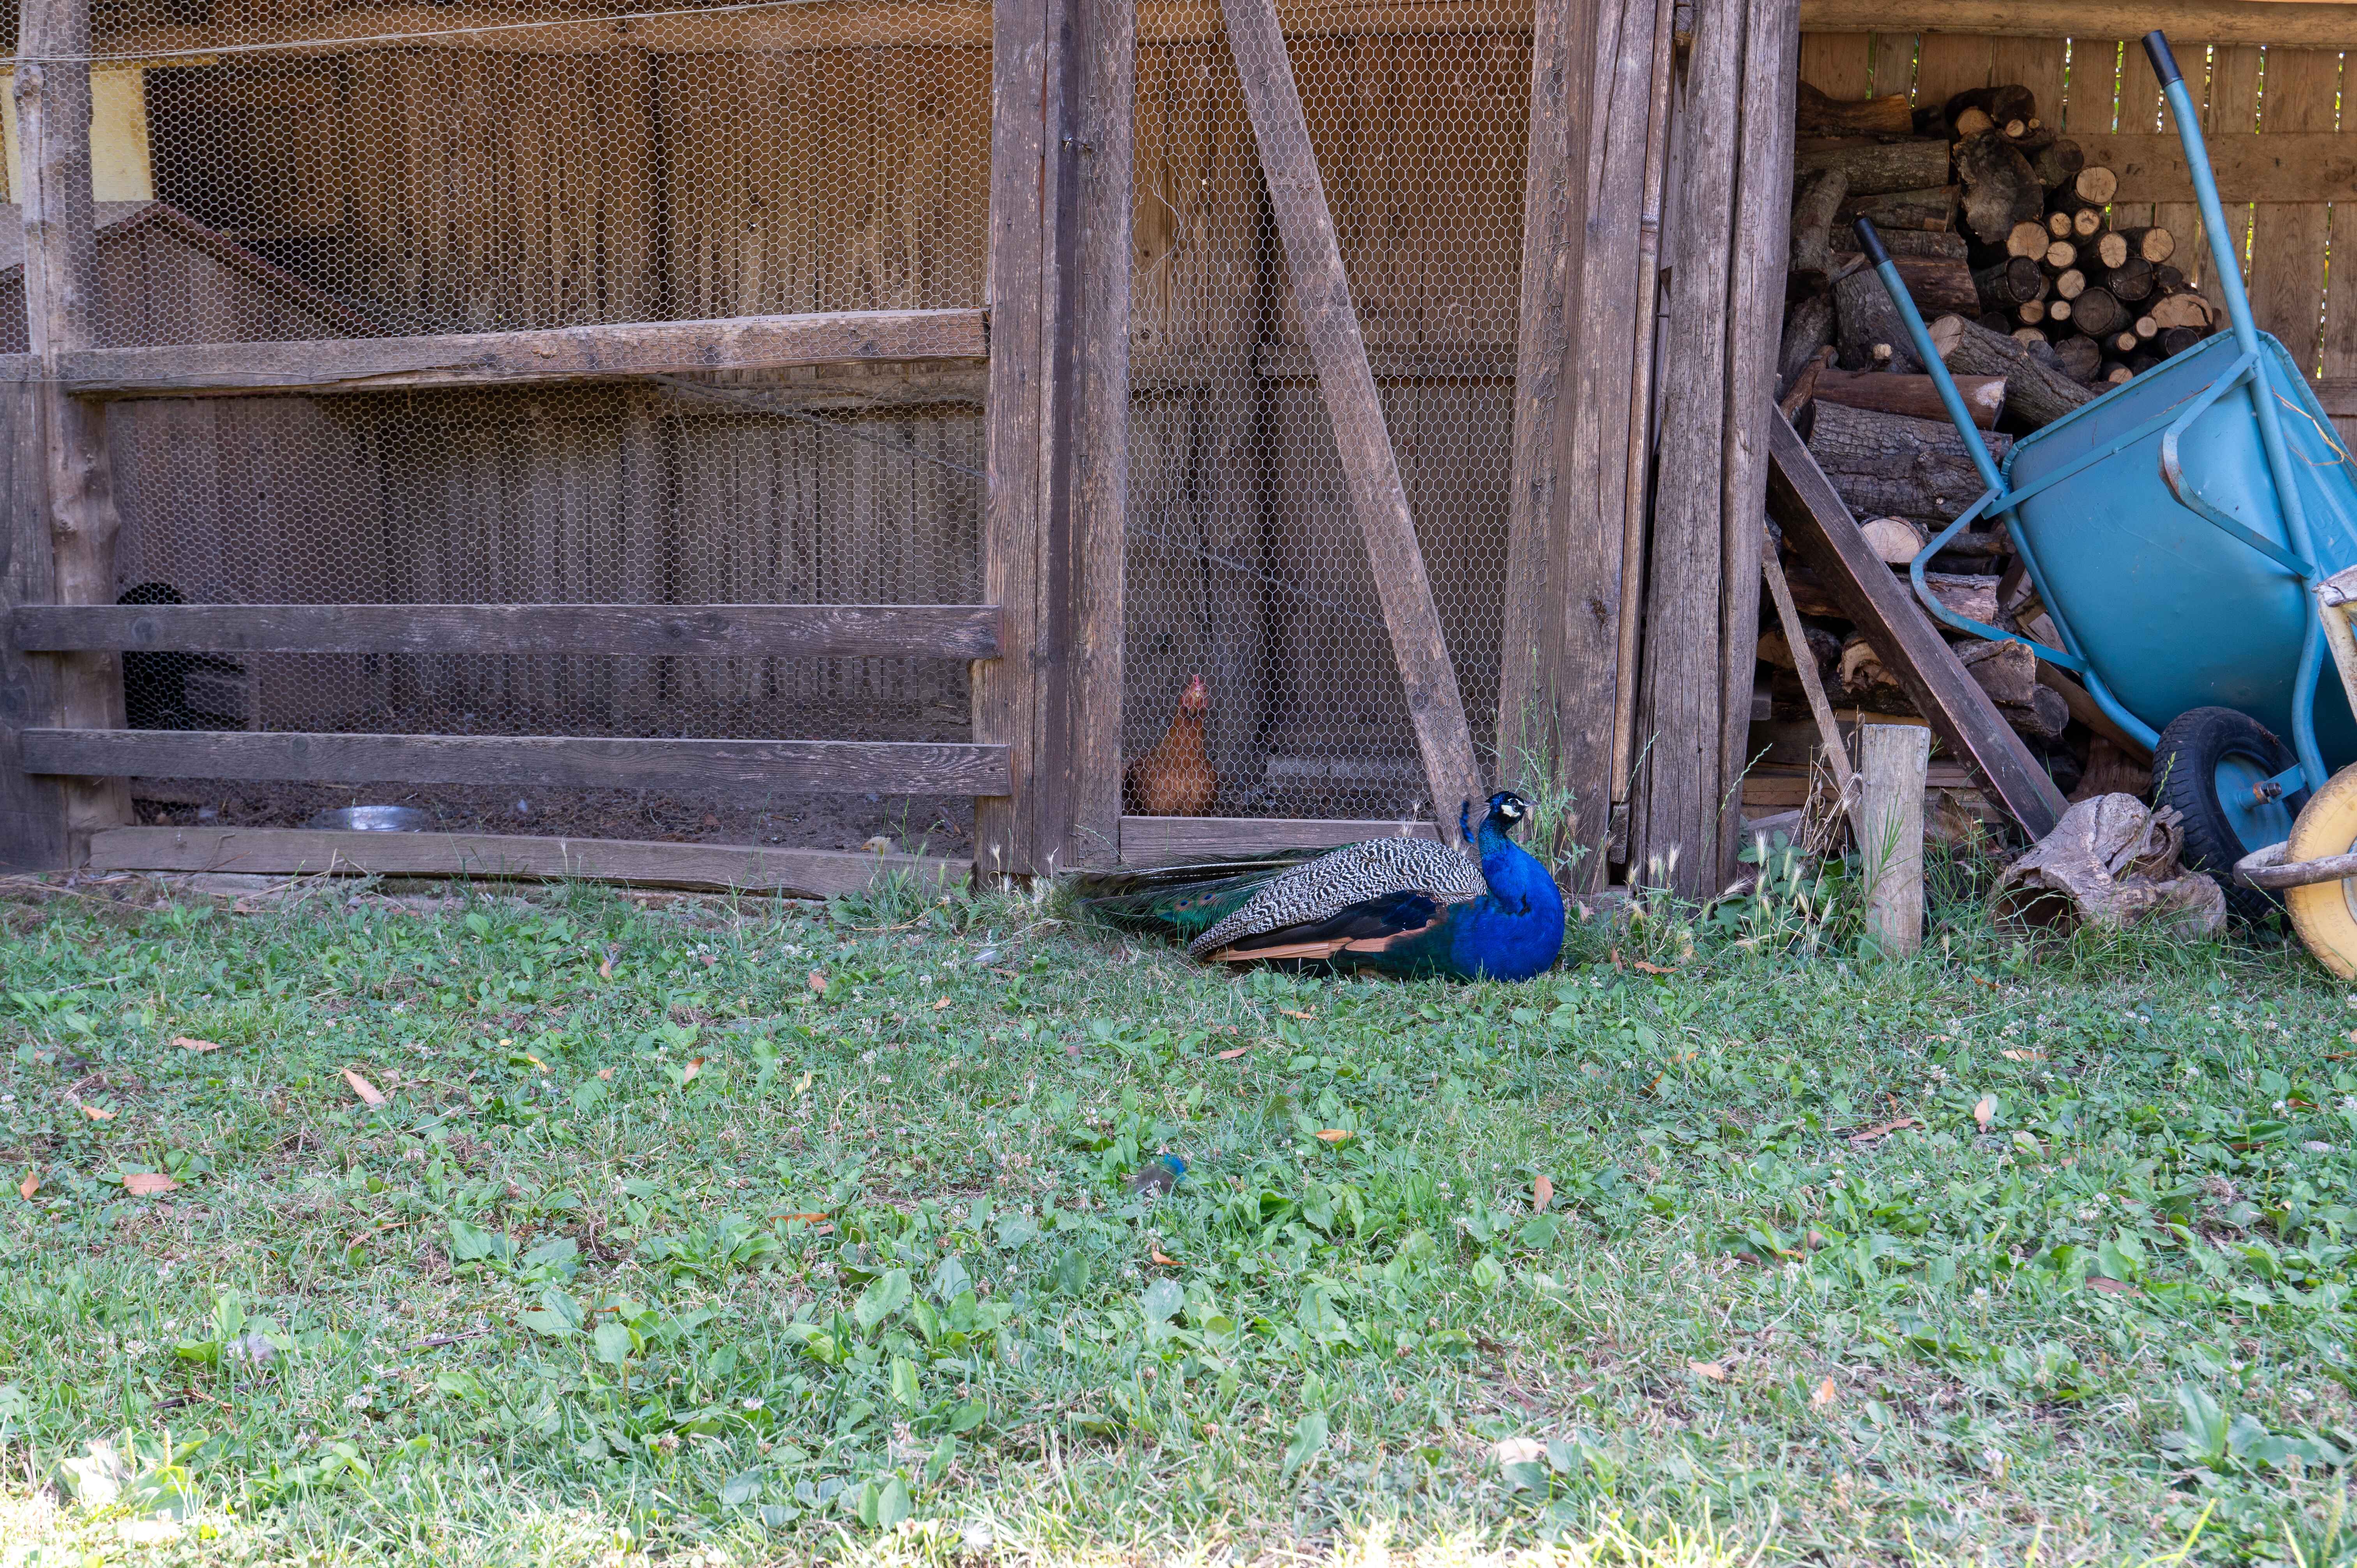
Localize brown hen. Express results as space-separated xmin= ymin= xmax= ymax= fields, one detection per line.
xmin=1124 ymin=673 xmax=1218 ymax=816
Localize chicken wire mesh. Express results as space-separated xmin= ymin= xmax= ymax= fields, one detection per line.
xmin=1124 ymin=12 xmax=1529 ymax=823
xmin=40 ymin=0 xmax=992 ymax=850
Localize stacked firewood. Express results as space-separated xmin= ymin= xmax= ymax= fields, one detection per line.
xmin=1780 ymin=80 xmax=2219 ymax=394
xmin=1757 ymin=79 xmax=2188 ymax=803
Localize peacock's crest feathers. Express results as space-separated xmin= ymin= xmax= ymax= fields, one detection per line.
xmin=1185 ymin=836 xmax=1483 ymax=957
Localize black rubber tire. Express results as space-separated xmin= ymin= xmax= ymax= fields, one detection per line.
xmin=2152 ymin=706 xmax=2295 ymax=924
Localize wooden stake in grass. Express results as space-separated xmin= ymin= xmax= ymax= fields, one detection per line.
xmin=1857 ymin=723 xmax=1929 ymax=956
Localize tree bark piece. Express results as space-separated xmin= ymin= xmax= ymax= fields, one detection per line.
xmin=2150 ymin=291 xmax=2216 ymax=332
xmin=1220 ymin=0 xmax=1483 ymax=835
xmin=1778 ymin=292 xmax=1837 ymax=389
xmin=1795 ymin=80 xmax=1912 ymax=137
xmin=1835 ymin=265 xmax=1921 ymax=372
xmin=1805 ymin=401 xmax=2013 ymax=527
xmin=1954 ymin=132 xmax=2043 ymax=245
xmin=1928 ymin=311 xmax=2094 ymax=427
xmin=1858 ymin=722 xmax=1930 ymax=953
xmin=1810 ymin=368 xmax=2005 ymax=428
xmin=1789 ymin=167 xmax=1850 ymax=291
xmin=1796 ymin=138 xmax=1952 ymax=197
xmin=1838 ymin=185 xmax=1958 ymax=233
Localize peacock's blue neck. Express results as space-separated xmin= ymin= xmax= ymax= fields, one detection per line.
xmin=1452 ymin=815 xmax=1565 ymax=980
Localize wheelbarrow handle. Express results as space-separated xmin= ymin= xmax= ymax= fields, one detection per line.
xmin=1853 ymin=217 xmax=2006 ymax=498
xmin=2141 ymin=30 xmax=2182 ymax=88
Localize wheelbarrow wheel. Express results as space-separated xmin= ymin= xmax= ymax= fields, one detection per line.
xmin=2153 ymin=706 xmax=2295 ymax=923
xmin=2285 ymin=766 xmax=2357 ymax=979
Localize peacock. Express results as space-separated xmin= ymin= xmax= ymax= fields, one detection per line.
xmin=1083 ymin=791 xmax=1564 ymax=982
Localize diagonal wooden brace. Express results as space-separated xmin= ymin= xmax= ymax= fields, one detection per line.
xmin=1217 ymin=0 xmax=1487 ymax=842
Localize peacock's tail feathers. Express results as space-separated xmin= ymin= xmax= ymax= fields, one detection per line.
xmin=1076 ymin=855 xmax=1310 ymax=943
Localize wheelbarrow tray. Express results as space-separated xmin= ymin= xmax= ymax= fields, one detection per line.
xmin=2000 ymin=329 xmax=2357 ymax=769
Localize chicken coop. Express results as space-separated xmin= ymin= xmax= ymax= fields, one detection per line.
xmin=0 ymin=0 xmax=2337 ymax=898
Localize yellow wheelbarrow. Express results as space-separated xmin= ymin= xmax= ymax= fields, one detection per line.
xmin=2236 ymin=564 xmax=2357 ymax=975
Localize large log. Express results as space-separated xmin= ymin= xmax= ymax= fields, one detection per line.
xmin=2030 ymin=137 xmax=2084 ymax=191
xmin=2069 ymin=286 xmax=2128 ymax=339
xmin=1795 ymin=139 xmax=1952 ymax=198
xmin=1829 ymin=226 xmax=1968 ymax=261
xmin=1789 ymin=167 xmax=1849 ymax=292
xmin=1974 ymin=256 xmax=2044 ymax=306
xmin=1777 ymin=291 xmax=1837 ymax=389
xmin=1809 ymin=369 xmax=2005 ymax=429
xmin=1838 ymin=185 xmax=1958 ymax=233
xmin=1952 ymin=132 xmax=2044 ymax=246
xmin=1804 ymin=401 xmax=2012 ymax=528
xmin=1834 ymin=265 xmax=1921 ymax=372
xmin=1927 ymin=312 xmax=2094 ymax=427
xmin=1795 ymin=81 xmax=1914 ymax=137
xmin=1768 ymin=410 xmax=2065 ymax=839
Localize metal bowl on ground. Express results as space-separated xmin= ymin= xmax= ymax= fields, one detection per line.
xmin=304 ymin=805 xmax=429 ymax=833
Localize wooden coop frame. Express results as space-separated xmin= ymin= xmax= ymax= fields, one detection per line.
xmin=7 ymin=0 xmax=2336 ymax=899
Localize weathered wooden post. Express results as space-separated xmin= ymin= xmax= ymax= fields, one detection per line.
xmin=1857 ymin=722 xmax=1929 ymax=955
xmin=6 ymin=0 xmax=132 ymax=867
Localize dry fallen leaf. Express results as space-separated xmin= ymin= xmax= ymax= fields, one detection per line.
xmin=1280 ymin=1008 xmax=1316 ymax=1020
xmin=81 ymin=1104 xmax=116 ymax=1121
xmin=772 ymin=1211 xmax=829 ymax=1225
xmin=1492 ymin=1437 xmax=1545 ymax=1467
xmin=1215 ymin=1046 xmax=1250 ymax=1061
xmin=17 ymin=1171 xmax=37 ymax=1200
xmin=343 ymin=1068 xmax=387 ymax=1108
xmin=1973 ymin=1095 xmax=1997 ymax=1130
xmin=595 ymin=1067 xmax=615 ymax=1081
xmin=1847 ymin=1116 xmax=1922 ymax=1145
xmin=680 ymin=1058 xmax=703 ymax=1084
xmin=1151 ymin=1250 xmax=1179 ymax=1266
xmin=1633 ymin=960 xmax=1676 ymax=976
xmin=933 ymin=998 xmax=952 ymax=1012
xmin=1314 ymin=1129 xmax=1354 ymax=1143
xmin=597 ymin=955 xmax=613 ymax=980
xmin=1533 ymin=1174 xmax=1555 ymax=1213
xmin=2000 ymin=1048 xmax=2046 ymax=1062
xmin=1811 ymin=1377 xmax=1839 ymax=1409
xmin=171 ymin=1036 xmax=221 ymax=1054
xmin=123 ymin=1172 xmax=179 ymax=1197
xmin=2087 ymin=1277 xmax=2142 ymax=1296
xmin=808 ymin=970 xmax=829 ymax=996
xmin=1689 ymin=1359 xmax=1728 ymax=1382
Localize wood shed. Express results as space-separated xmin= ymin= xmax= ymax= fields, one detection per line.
xmin=0 ymin=0 xmax=2343 ymax=899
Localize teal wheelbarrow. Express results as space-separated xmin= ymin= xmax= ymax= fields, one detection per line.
xmin=1861 ymin=29 xmax=2357 ymax=966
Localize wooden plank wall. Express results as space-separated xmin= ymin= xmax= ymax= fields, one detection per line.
xmin=98 ymin=383 xmax=984 ymax=737
xmin=1798 ymin=29 xmax=2357 ymax=449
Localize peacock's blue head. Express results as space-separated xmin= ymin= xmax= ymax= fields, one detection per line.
xmin=1486 ymin=791 xmax=1530 ymax=836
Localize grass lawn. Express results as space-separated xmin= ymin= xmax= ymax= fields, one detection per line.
xmin=4 ymin=860 xmax=2356 ymax=1567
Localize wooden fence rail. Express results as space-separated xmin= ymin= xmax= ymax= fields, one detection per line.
xmin=39 ymin=309 xmax=990 ymax=398
xmin=10 ymin=604 xmax=1003 ymax=659
xmin=21 ymin=731 xmax=1011 ymax=796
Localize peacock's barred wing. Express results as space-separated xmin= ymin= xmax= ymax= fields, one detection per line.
xmin=1186 ymin=837 xmax=1485 ymax=957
